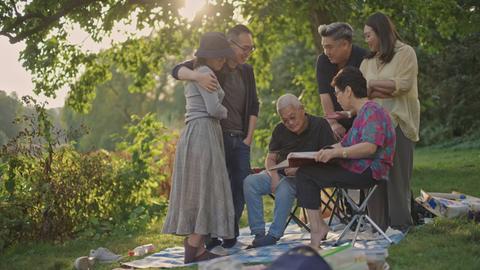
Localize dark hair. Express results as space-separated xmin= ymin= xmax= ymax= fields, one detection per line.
xmin=331 ymin=66 xmax=367 ymax=98
xmin=318 ymin=22 xmax=353 ymax=43
xmin=227 ymin=24 xmax=253 ymax=40
xmin=193 ymin=57 xmax=207 ymax=69
xmin=365 ymin=12 xmax=402 ymax=63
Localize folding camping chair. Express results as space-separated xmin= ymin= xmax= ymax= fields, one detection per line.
xmin=334 ymin=180 xmax=393 ymax=246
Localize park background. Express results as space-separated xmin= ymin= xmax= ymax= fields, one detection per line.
xmin=0 ymin=0 xmax=479 ymax=269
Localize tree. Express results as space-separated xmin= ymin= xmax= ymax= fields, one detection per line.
xmin=0 ymin=0 xmax=236 ymax=111
xmin=1 ymin=0 xmax=479 ymax=148
xmin=0 ymin=91 xmax=23 ymax=144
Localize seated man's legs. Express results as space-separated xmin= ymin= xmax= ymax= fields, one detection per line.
xmin=268 ymin=176 xmax=296 ymax=239
xmin=243 ymin=171 xmax=296 ymax=247
xmin=244 ymin=171 xmax=271 ymax=238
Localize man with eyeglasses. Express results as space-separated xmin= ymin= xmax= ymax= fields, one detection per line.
xmin=243 ymin=94 xmax=334 ymax=248
xmin=171 ymin=24 xmax=259 ymax=249
xmin=317 ymin=22 xmax=367 ymax=140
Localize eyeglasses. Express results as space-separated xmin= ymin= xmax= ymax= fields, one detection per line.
xmin=230 ymin=39 xmax=256 ymax=53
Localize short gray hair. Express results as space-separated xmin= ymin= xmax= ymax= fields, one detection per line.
xmin=318 ymin=22 xmax=353 ymax=42
xmin=276 ymin=94 xmax=303 ymax=114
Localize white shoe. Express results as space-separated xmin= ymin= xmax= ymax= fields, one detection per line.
xmin=89 ymin=247 xmax=122 ymax=263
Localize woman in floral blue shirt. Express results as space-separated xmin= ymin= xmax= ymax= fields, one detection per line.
xmin=295 ymin=66 xmax=395 ymax=249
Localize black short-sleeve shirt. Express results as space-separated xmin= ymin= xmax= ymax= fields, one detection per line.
xmin=316 ymin=45 xmax=367 ymax=129
xmin=269 ymin=114 xmax=335 ymax=163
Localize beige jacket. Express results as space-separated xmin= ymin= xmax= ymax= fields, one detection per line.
xmin=360 ymin=41 xmax=420 ymax=142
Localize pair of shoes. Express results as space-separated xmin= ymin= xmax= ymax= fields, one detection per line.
xmin=74 ymin=256 xmax=95 ymax=270
xmin=89 ymin=247 xmax=122 ymax=263
xmin=221 ymin=237 xmax=237 ymax=249
xmin=184 ymin=237 xmax=222 ymax=264
xmin=251 ymin=234 xmax=278 ymax=248
xmin=205 ymin=237 xmax=222 ymax=250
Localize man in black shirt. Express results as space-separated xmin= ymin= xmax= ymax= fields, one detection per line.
xmin=243 ymin=94 xmax=335 ymax=248
xmin=316 ymin=22 xmax=367 ymax=140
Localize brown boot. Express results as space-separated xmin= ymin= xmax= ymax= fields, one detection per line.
xmin=183 ymin=237 xmax=198 ymax=264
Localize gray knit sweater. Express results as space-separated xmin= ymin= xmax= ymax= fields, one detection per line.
xmin=184 ymin=65 xmax=228 ymax=123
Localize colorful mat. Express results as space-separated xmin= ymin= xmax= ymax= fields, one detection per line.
xmin=122 ymin=221 xmax=404 ymax=269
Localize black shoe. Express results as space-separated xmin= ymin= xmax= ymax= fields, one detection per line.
xmin=251 ymin=234 xmax=278 ymax=248
xmin=221 ymin=238 xmax=237 ymax=248
xmin=205 ymin=237 xmax=222 ymax=250
xmin=251 ymin=233 xmax=265 ymax=246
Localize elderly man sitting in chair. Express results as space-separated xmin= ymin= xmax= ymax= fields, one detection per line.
xmin=243 ymin=94 xmax=335 ymax=248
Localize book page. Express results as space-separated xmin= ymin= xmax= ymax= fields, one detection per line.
xmin=269 ymin=159 xmax=289 ymax=171
xmin=287 ymin=151 xmax=318 ymax=159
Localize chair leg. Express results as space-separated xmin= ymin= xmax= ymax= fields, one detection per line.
xmin=364 ymin=215 xmax=393 ymax=244
xmin=328 ymin=188 xmax=339 ymax=226
xmin=352 ymin=215 xmax=364 ymax=246
xmin=284 ymin=205 xmax=297 ymax=230
xmin=335 ymin=214 xmax=359 ymax=246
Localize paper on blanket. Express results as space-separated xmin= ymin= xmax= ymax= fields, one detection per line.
xmin=416 ymin=190 xmax=471 ymax=218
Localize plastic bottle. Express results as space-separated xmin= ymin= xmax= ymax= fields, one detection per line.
xmin=128 ymin=243 xmax=155 ymax=256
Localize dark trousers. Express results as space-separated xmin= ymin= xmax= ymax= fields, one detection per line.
xmin=388 ymin=127 xmax=414 ymax=228
xmin=223 ymin=133 xmax=251 ymax=238
xmin=296 ymin=164 xmax=389 ymax=230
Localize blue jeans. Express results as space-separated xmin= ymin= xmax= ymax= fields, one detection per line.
xmin=223 ymin=133 xmax=251 ymax=237
xmin=243 ymin=170 xmax=296 ymax=239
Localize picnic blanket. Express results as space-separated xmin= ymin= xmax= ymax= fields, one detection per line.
xmin=122 ymin=221 xmax=404 ymax=269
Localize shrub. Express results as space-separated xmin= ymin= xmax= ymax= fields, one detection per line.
xmin=0 ymin=98 xmax=177 ymax=251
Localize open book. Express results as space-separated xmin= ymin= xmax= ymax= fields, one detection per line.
xmin=269 ymin=151 xmax=318 ymax=171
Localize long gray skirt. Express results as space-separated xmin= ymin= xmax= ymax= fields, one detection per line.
xmin=162 ymin=117 xmax=235 ymax=239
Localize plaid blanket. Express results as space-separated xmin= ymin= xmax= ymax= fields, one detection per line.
xmin=122 ymin=221 xmax=404 ymax=269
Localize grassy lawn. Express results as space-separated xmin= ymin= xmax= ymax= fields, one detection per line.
xmin=388 ymin=147 xmax=480 ymax=270
xmin=0 ymin=147 xmax=479 ymax=270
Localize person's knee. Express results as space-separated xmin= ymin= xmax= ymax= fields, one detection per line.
xmin=243 ymin=174 xmax=261 ymax=193
xmin=243 ymin=174 xmax=256 ymax=192
xmin=275 ymin=181 xmax=296 ymax=200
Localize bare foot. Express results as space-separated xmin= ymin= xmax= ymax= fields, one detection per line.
xmin=308 ymin=243 xmax=323 ymax=251
xmin=310 ymin=223 xmax=330 ymax=247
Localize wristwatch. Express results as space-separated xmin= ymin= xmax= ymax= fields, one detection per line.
xmin=342 ymin=149 xmax=348 ymax=158
xmin=346 ymin=111 xmax=352 ymax=119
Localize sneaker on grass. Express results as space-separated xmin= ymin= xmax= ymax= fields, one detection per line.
xmin=89 ymin=247 xmax=122 ymax=263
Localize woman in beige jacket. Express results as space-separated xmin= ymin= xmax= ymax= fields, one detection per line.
xmin=360 ymin=12 xmax=420 ymax=231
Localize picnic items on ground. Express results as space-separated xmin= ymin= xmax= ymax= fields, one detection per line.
xmin=75 ymin=247 xmax=122 ymax=270
xmin=129 ymin=244 xmax=156 ymax=256
xmin=416 ymin=190 xmax=480 ymax=218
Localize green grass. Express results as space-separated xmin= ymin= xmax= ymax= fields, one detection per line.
xmin=0 ymin=147 xmax=479 ymax=270
xmin=388 ymin=147 xmax=480 ymax=269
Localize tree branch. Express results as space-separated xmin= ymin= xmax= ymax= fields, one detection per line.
xmin=3 ymin=0 xmax=101 ymax=44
